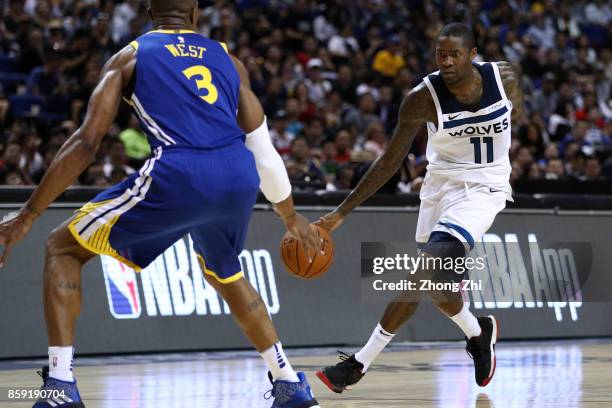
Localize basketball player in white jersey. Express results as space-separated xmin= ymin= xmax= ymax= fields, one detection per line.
xmin=315 ymin=23 xmax=523 ymax=391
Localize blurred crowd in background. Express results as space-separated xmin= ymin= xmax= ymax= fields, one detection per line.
xmin=0 ymin=0 xmax=610 ymax=194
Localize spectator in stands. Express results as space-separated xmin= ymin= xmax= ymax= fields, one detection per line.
xmin=582 ymin=156 xmax=605 ymax=180
xmin=564 ymin=142 xmax=586 ymax=177
xmin=0 ymin=141 xmax=29 ymax=185
xmin=331 ymin=163 xmax=354 ymax=191
xmin=531 ymin=72 xmax=559 ymax=119
xmin=513 ymin=146 xmax=534 ymax=176
xmin=0 ymin=0 xmax=609 ymax=195
xmin=284 ymin=97 xmax=304 ymax=137
xmin=19 ymin=131 xmax=42 ymax=180
xmin=320 ymin=139 xmax=338 ymax=177
xmin=520 ymin=122 xmax=545 ymax=158
xmin=82 ymin=160 xmax=108 ymax=186
xmin=270 ymin=111 xmax=293 ymax=158
xmin=112 ymin=0 xmax=139 ymax=44
xmin=110 ymin=167 xmax=129 ymax=185
xmin=31 ymin=144 xmax=58 ymax=184
xmin=103 ymin=139 xmax=135 ymax=181
xmin=282 ymin=0 xmax=313 ymax=52
xmin=303 ymin=58 xmax=331 ymax=107
xmin=3 ymin=170 xmax=25 ymax=185
xmin=545 ymin=158 xmax=566 ymax=180
xmin=333 ymin=129 xmax=353 ymax=164
xmin=328 ymin=23 xmax=359 ymax=63
xmin=528 ymin=162 xmax=543 ymax=179
xmin=363 ymin=122 xmax=387 ymax=158
xmin=333 ymin=64 xmax=357 ymax=105
xmin=0 ymin=84 xmax=8 ymax=124
xmin=378 ymin=86 xmax=399 ymax=134
xmin=372 ymin=35 xmax=406 ymax=80
xmin=344 ymin=93 xmax=379 ymax=141
xmin=302 ymin=117 xmax=325 ymax=148
xmin=285 ymin=136 xmax=325 ymax=191
xmin=18 ymin=28 xmax=45 ymax=73
xmin=27 ymin=51 xmax=62 ymax=96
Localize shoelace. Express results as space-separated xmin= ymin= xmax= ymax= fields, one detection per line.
xmin=338 ymin=351 xmax=353 ymax=362
xmin=263 ymin=388 xmax=274 ymax=400
xmin=37 ymin=368 xmax=48 ymax=387
xmin=264 ymin=371 xmax=275 ymax=400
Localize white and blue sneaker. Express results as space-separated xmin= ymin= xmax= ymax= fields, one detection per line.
xmin=32 ymin=366 xmax=85 ymax=408
xmin=266 ymin=371 xmax=321 ymax=408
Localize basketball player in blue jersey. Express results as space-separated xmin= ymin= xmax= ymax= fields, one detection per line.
xmin=316 ymin=23 xmax=523 ymax=392
xmin=0 ymin=1 xmax=322 ymax=407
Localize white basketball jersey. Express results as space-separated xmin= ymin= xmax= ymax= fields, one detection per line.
xmin=423 ymin=62 xmax=512 ymax=190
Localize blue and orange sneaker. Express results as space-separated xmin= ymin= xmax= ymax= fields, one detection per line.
xmin=32 ymin=366 xmax=85 ymax=408
xmin=266 ymin=371 xmax=320 ymax=408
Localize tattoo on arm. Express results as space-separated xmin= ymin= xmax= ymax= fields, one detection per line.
xmin=23 ymin=204 xmax=41 ymax=217
xmin=337 ymin=83 xmax=435 ymax=215
xmin=57 ymin=280 xmax=81 ymax=292
xmin=497 ymin=61 xmax=524 ymax=122
xmin=247 ymin=297 xmax=264 ymax=312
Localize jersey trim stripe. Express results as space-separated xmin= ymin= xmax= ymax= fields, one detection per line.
xmin=131 ymin=94 xmax=177 ymax=145
xmin=149 ymin=29 xmax=196 ymax=34
xmin=196 ymin=254 xmax=244 ymax=284
xmin=491 ymin=62 xmax=508 ymax=101
xmin=74 ymin=148 xmax=162 ymax=239
xmin=129 ymin=40 xmax=139 ymax=50
xmin=437 ymin=221 xmax=475 ymax=249
xmin=423 ymin=77 xmax=443 ymax=133
xmin=443 ymin=105 xmax=509 ymax=129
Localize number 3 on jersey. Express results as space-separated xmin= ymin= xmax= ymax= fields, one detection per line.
xmin=183 ymin=65 xmax=218 ymax=104
xmin=470 ymin=137 xmax=494 ymax=164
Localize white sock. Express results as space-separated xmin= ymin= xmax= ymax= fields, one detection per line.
xmin=260 ymin=342 xmax=299 ymax=382
xmin=48 ymin=346 xmax=74 ymax=382
xmin=450 ymin=304 xmax=482 ymax=338
xmin=354 ymin=323 xmax=395 ymax=372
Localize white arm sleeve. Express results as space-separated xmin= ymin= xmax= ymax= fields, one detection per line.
xmin=244 ymin=117 xmax=292 ymax=204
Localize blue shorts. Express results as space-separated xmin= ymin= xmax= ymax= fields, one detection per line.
xmin=69 ymin=142 xmax=260 ymax=284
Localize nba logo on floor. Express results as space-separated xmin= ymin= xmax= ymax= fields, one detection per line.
xmin=101 ymin=256 xmax=142 ymax=319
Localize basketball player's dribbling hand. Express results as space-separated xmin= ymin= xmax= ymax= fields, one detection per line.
xmin=0 ymin=211 xmax=35 ymax=267
xmin=283 ymin=213 xmax=321 ymax=262
xmin=316 ymin=210 xmax=344 ymax=232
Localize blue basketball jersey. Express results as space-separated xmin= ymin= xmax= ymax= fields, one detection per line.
xmin=125 ymin=29 xmax=244 ymax=149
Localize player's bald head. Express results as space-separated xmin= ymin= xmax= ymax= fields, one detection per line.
xmin=149 ymin=0 xmax=197 ymax=16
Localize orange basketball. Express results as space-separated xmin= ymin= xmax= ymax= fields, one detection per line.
xmin=280 ymin=225 xmax=334 ymax=279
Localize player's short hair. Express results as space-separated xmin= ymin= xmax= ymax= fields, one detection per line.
xmin=149 ymin=0 xmax=197 ymax=15
xmin=436 ymin=23 xmax=476 ymax=50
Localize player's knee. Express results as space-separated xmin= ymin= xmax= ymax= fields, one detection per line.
xmin=45 ymin=224 xmax=79 ymax=259
xmin=45 ymin=226 xmax=66 ymax=257
xmin=421 ymin=231 xmax=465 ymax=262
xmin=420 ymin=231 xmax=466 ymax=285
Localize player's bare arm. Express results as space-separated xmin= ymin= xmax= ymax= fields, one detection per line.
xmin=496 ymin=61 xmax=523 ymax=122
xmin=230 ymin=54 xmax=321 ymax=257
xmin=0 ymin=46 xmax=136 ymax=265
xmin=318 ymin=83 xmax=436 ymax=231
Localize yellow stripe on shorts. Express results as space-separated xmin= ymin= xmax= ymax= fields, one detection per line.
xmin=196 ymin=254 xmax=243 ymax=284
xmin=68 ymin=201 xmax=142 ymax=272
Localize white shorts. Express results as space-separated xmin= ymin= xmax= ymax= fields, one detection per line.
xmin=415 ymin=173 xmax=508 ymax=253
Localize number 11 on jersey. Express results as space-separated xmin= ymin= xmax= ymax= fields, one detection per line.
xmin=470 ymin=137 xmax=493 ymax=164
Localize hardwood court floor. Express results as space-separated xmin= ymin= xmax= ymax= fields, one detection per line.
xmin=1 ymin=339 xmax=611 ymax=408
